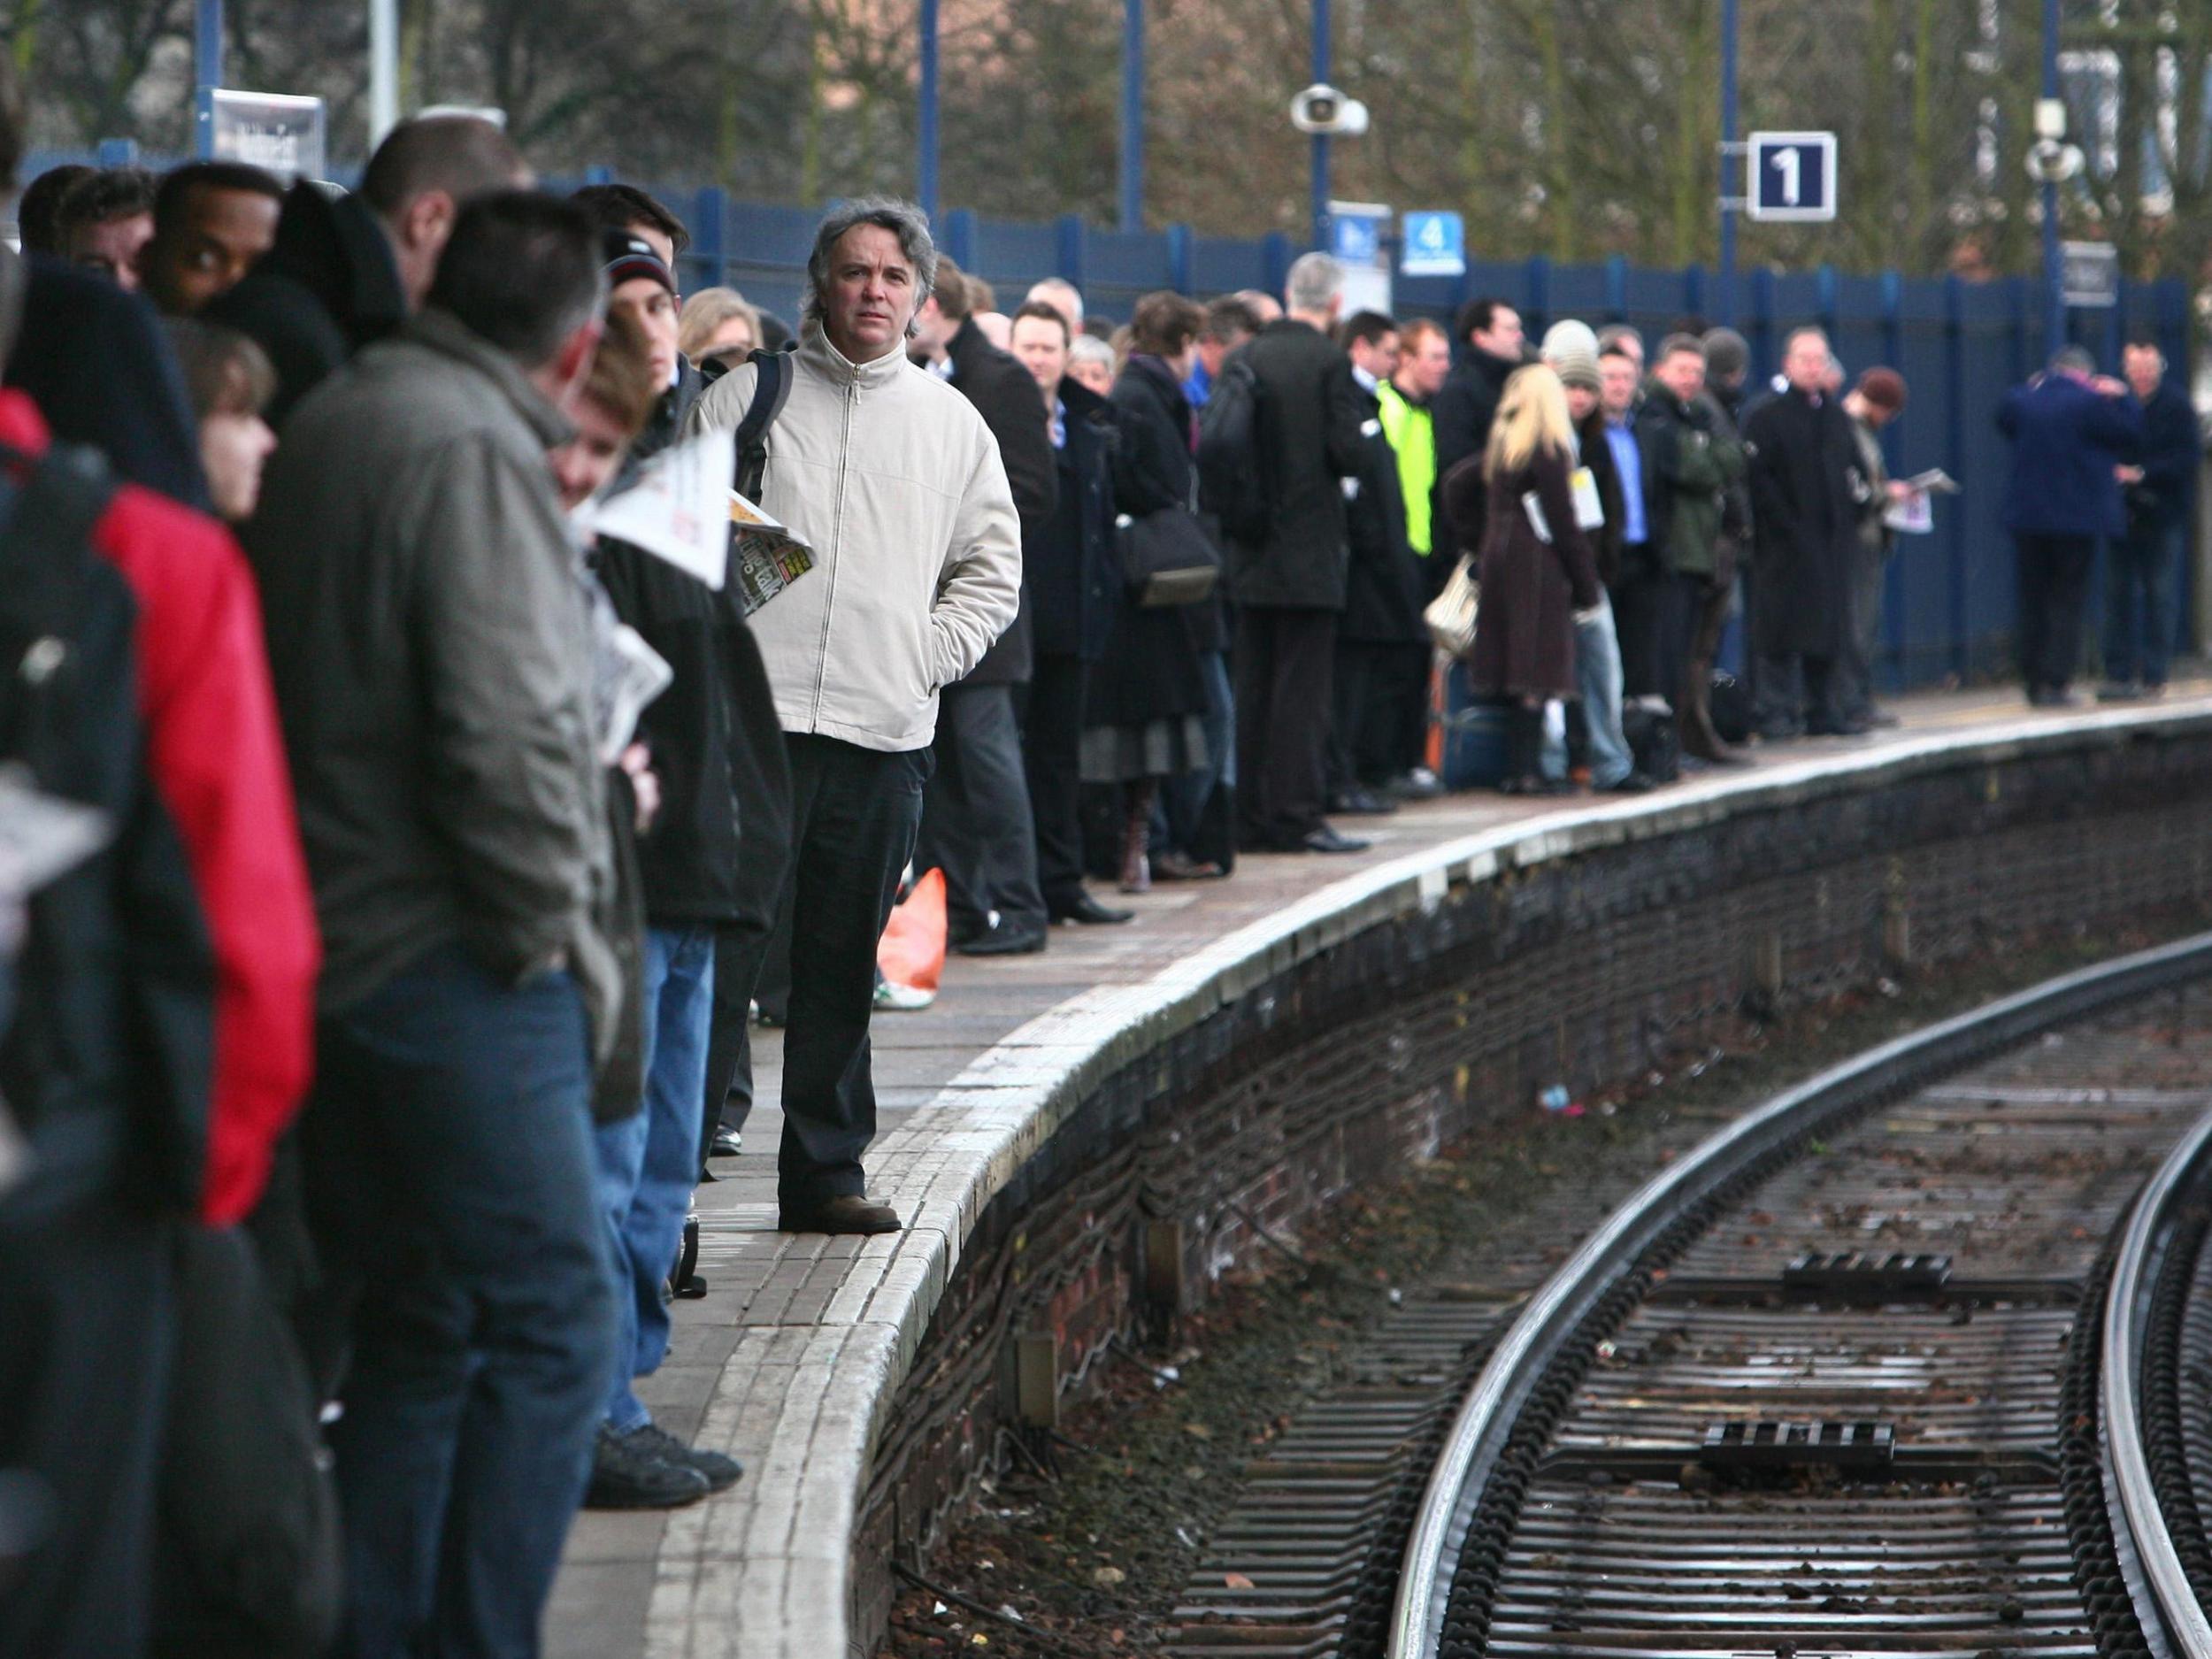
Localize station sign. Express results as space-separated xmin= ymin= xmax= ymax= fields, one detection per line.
xmin=209 ymin=90 xmax=326 ymax=182
xmin=1401 ymin=211 xmax=1466 ymax=278
xmin=1747 ymin=131 xmax=1838 ymax=223
xmin=1328 ymin=200 xmax=1393 ymax=316
xmin=2060 ymin=242 xmax=2120 ymax=309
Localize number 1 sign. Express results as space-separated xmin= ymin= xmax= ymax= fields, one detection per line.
xmin=1747 ymin=131 xmax=1838 ymax=223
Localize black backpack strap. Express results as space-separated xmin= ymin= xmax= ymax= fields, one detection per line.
xmin=732 ymin=347 xmax=792 ymax=499
xmin=0 ymin=443 xmax=119 ymax=773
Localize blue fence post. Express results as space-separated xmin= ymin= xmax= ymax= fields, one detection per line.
xmin=195 ymin=0 xmax=222 ymax=158
xmin=1056 ymin=213 xmax=1087 ymax=291
xmin=1604 ymin=253 xmax=1627 ymax=319
xmin=1683 ymin=263 xmax=1706 ymax=319
xmin=1816 ymin=262 xmax=1839 ymax=342
xmin=1879 ymin=267 xmax=1905 ymax=687
xmin=1262 ymin=231 xmax=1292 ymax=302
xmin=1525 ymin=255 xmax=1550 ymax=330
xmin=691 ymin=187 xmax=728 ymax=291
xmin=1166 ymin=222 xmax=1194 ymax=295
xmin=96 ymin=137 xmax=141 ymax=168
xmin=1944 ymin=274 xmax=1969 ymax=680
xmin=942 ymin=208 xmax=977 ymax=272
xmin=584 ymin=164 xmax=613 ymax=187
xmin=2006 ymin=275 xmax=2028 ymax=388
xmin=1750 ymin=268 xmax=1777 ymax=383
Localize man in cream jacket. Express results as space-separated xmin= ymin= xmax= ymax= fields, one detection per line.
xmin=689 ymin=196 xmax=1020 ymax=1233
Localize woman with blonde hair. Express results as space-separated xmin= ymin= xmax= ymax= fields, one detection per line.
xmin=678 ymin=285 xmax=762 ymax=367
xmin=1440 ymin=361 xmax=1603 ymax=793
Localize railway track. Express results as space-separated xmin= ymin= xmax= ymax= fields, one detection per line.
xmin=1169 ymin=935 xmax=2212 ymax=1659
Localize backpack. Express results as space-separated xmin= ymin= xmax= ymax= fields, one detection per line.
xmin=0 ymin=442 xmax=119 ymax=783
xmin=1195 ymin=356 xmax=1272 ymax=544
xmin=703 ymin=345 xmax=794 ymax=502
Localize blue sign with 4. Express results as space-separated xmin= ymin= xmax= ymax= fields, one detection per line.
xmin=1401 ymin=211 xmax=1466 ymax=277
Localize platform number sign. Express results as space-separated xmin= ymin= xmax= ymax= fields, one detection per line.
xmin=1747 ymin=131 xmax=1838 ymax=224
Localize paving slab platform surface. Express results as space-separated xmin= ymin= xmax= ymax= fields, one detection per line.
xmin=546 ymin=677 xmax=2212 ymax=1659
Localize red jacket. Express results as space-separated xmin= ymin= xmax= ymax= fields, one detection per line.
xmin=0 ymin=389 xmax=319 ymax=1225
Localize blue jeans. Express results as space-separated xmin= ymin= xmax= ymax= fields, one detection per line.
xmin=1574 ymin=598 xmax=1634 ymax=788
xmin=2103 ymin=522 xmax=2184 ymax=687
xmin=305 ymin=942 xmax=612 ymax=1659
xmin=595 ymin=924 xmax=715 ymax=1432
xmin=1161 ymin=647 xmax=1234 ymax=854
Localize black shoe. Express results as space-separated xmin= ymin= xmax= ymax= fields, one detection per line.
xmin=2029 ymin=685 xmax=2080 ymax=709
xmin=2097 ymin=680 xmax=2143 ymax=703
xmin=779 ymin=1194 xmax=902 ymax=1234
xmin=1301 ymin=826 xmax=1371 ymax=854
xmin=956 ymin=920 xmax=1048 ymax=956
xmin=1755 ymin=719 xmax=1803 ymax=741
xmin=1804 ymin=716 xmax=1871 ymax=737
xmin=1051 ymin=893 xmax=1134 ymax=926
xmin=585 ymin=1424 xmax=710 ymax=1509
xmin=1863 ymin=706 xmax=1901 ymax=728
xmin=1328 ymin=787 xmax=1400 ymax=817
xmin=631 ymin=1423 xmax=742 ymax=1493
xmin=1603 ymin=771 xmax=1657 ymax=794
xmin=710 ymin=1127 xmax=742 ymax=1158
xmin=1386 ymin=769 xmax=1443 ymax=802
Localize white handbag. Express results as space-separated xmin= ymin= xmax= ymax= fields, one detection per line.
xmin=1424 ymin=553 xmax=1480 ymax=657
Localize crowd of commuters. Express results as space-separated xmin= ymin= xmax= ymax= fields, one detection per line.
xmin=1 ymin=56 xmax=2202 ymax=1657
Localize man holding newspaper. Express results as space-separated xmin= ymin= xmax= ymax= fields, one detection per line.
xmin=687 ymin=196 xmax=1021 ymax=1238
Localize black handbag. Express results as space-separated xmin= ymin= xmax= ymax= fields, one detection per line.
xmin=1116 ymin=506 xmax=1220 ymax=608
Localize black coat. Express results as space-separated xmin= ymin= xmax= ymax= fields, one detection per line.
xmin=1030 ymin=376 xmax=1121 ymax=663
xmin=9 ymin=257 xmax=210 ymax=511
xmin=203 ymin=180 xmax=409 ymax=429
xmin=1228 ymin=318 xmax=1366 ymax=610
xmin=1743 ymin=387 xmax=1861 ymax=659
xmin=2125 ymin=378 xmax=2201 ymax=536
xmin=1575 ymin=408 xmax=1627 ymax=590
xmin=1457 ymin=445 xmax=1601 ymax=701
xmin=1088 ymin=354 xmax=1211 ymax=731
xmin=948 ymin=316 xmax=1058 ymax=685
xmin=1341 ymin=380 xmax=1429 ymax=645
xmin=1431 ymin=346 xmax=1518 ymax=554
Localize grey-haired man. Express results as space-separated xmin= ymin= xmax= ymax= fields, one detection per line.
xmin=688 ymin=198 xmax=1020 ymax=1233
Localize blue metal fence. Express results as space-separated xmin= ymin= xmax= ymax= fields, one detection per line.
xmin=19 ymin=148 xmax=2194 ymax=687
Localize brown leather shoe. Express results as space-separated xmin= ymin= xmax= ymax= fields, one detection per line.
xmin=778 ymin=1194 xmax=901 ymax=1234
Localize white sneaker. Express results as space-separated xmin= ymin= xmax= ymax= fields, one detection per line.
xmin=873 ymin=979 xmax=936 ymax=1011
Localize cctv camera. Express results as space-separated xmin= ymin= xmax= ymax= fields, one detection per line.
xmin=1291 ymin=84 xmax=1343 ymax=134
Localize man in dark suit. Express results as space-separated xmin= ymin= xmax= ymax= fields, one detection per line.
xmin=1997 ymin=346 xmax=2144 ymax=706
xmin=911 ymin=259 xmax=1060 ymax=951
xmin=2101 ymin=337 xmax=2200 ymax=700
xmin=1743 ymin=326 xmax=1865 ymax=737
xmin=1429 ymin=295 xmax=1524 ymax=553
xmin=1008 ymin=301 xmax=1131 ymax=926
xmin=1229 ymin=251 xmax=1371 ymax=854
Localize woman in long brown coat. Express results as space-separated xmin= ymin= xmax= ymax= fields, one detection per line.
xmin=1441 ymin=362 xmax=1603 ymax=792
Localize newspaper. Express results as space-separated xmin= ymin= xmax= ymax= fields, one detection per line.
xmin=1884 ymin=468 xmax=1961 ymax=535
xmin=728 ymin=491 xmax=816 ymax=618
xmin=576 ymin=428 xmax=736 ymax=589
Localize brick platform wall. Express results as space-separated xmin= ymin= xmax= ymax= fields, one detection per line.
xmin=853 ymin=726 xmax=2212 ymax=1647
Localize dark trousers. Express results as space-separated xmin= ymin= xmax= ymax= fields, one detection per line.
xmin=0 ymin=1194 xmax=174 ymax=1659
xmin=703 ymin=920 xmax=761 ymax=1153
xmin=916 ymin=682 xmax=1044 ymax=938
xmin=2015 ymin=532 xmax=2097 ymax=695
xmin=1753 ymin=650 xmax=1848 ymax=733
xmin=2103 ymin=522 xmax=2184 ymax=687
xmin=1235 ymin=606 xmax=1338 ymax=848
xmin=1018 ymin=653 xmax=1089 ymax=917
xmin=303 ymin=943 xmax=611 ymax=1659
xmin=710 ymin=735 xmax=927 ymax=1207
xmin=1331 ymin=640 xmax=1430 ymax=790
xmin=1613 ymin=562 xmax=1694 ymax=707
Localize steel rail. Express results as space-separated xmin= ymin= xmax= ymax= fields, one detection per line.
xmin=2104 ymin=1086 xmax=2212 ymax=1659
xmin=1387 ymin=929 xmax=2212 ymax=1659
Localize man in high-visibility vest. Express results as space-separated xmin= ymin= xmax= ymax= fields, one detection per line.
xmin=1371 ymin=315 xmax=1451 ymax=798
xmin=1377 ymin=316 xmax=1450 ymax=591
